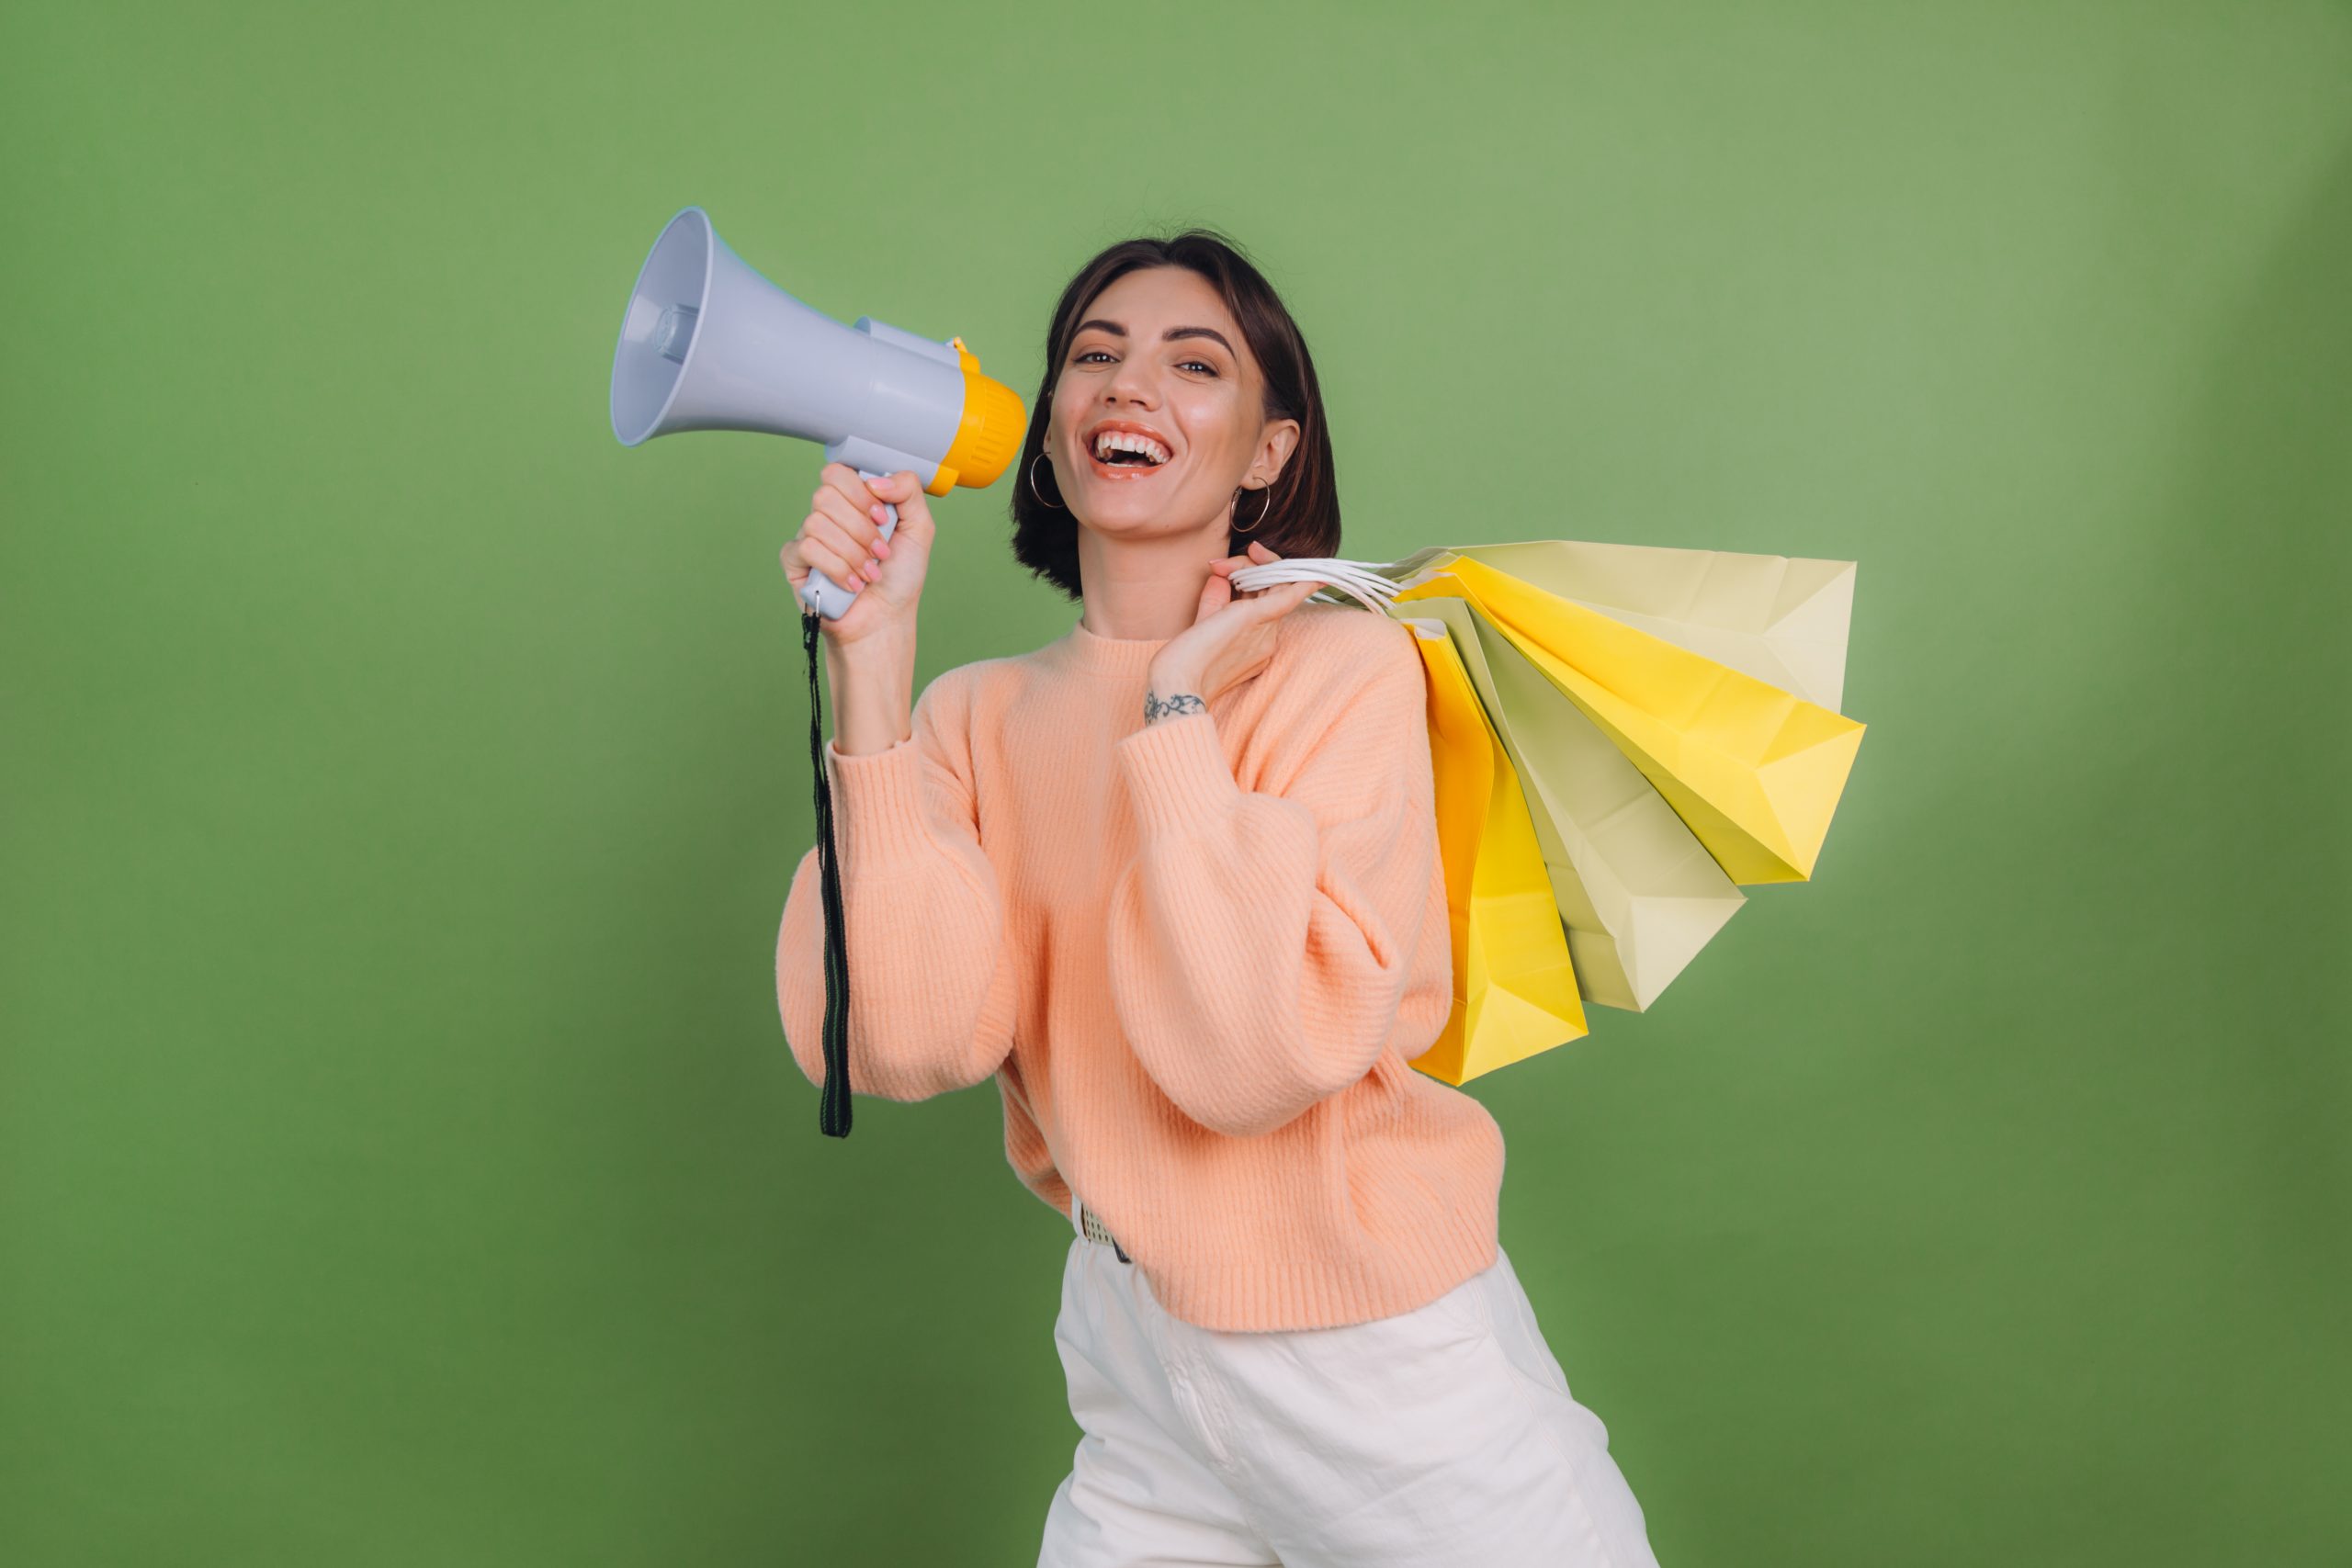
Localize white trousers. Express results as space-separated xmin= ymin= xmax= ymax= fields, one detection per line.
xmin=1038 ymin=1197 xmax=1663 ymax=1567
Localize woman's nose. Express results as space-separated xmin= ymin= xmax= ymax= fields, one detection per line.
xmin=1103 ymin=361 xmax=1158 ymax=405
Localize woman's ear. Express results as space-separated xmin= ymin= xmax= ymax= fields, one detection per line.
xmin=1251 ymin=417 xmax=1302 ymax=490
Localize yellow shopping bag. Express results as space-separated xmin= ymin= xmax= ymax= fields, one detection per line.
xmin=1397 ymin=615 xmax=1588 ymax=1085
xmin=1394 ymin=539 xmax=1858 ymax=710
xmin=1403 ymin=595 xmax=1746 ymax=1015
xmin=1392 ymin=555 xmax=1865 ymax=886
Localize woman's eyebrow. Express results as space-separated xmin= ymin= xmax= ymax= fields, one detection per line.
xmin=1073 ymin=318 xmax=1235 ymax=355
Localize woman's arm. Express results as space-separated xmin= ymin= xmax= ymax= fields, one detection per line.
xmin=1105 ymin=620 xmax=1442 ymax=1138
xmin=776 ymin=666 xmax=1014 ymax=1100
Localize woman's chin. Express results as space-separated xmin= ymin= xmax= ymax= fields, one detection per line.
xmin=1075 ymin=475 xmax=1193 ymax=522
xmin=1074 ymin=497 xmax=1212 ymax=539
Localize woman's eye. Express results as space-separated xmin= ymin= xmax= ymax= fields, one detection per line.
xmin=1069 ymin=349 xmax=1216 ymax=376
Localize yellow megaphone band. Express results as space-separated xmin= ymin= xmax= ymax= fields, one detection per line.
xmin=924 ymin=338 xmax=1027 ymax=496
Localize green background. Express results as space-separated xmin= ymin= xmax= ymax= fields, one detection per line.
xmin=5 ymin=1 xmax=2346 ymax=1562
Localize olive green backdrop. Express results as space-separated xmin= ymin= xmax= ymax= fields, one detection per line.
xmin=4 ymin=1 xmax=2346 ymax=1563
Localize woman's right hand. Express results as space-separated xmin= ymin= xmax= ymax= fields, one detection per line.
xmin=782 ymin=463 xmax=935 ymax=646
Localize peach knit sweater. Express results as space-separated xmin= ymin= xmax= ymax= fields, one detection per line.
xmin=775 ymin=602 xmax=1506 ymax=1332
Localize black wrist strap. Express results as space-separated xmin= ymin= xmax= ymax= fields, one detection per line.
xmin=804 ymin=606 xmax=854 ymax=1137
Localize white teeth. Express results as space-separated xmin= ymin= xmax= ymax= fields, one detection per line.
xmin=1092 ymin=430 xmax=1170 ymax=465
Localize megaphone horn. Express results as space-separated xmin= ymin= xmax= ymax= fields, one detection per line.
xmin=609 ymin=206 xmax=1027 ymax=619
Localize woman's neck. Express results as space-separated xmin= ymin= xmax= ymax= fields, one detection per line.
xmin=1073 ymin=517 xmax=1227 ymax=640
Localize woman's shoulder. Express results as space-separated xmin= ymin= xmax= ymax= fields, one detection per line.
xmin=1272 ymin=603 xmax=1420 ymax=694
xmin=911 ymin=648 xmax=1065 ymax=744
xmin=1250 ymin=605 xmax=1429 ymax=788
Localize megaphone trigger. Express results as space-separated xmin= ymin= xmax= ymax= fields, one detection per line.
xmin=789 ymin=468 xmax=899 ymax=619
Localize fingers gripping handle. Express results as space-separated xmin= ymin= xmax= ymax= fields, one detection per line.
xmin=798 ymin=468 xmax=899 ymax=620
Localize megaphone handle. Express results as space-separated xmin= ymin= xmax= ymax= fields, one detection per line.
xmin=797 ymin=469 xmax=901 ymax=620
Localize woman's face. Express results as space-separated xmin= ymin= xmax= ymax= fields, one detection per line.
xmin=1043 ymin=265 xmax=1299 ymax=538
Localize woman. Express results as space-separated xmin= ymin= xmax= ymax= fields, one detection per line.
xmin=776 ymin=231 xmax=1662 ymax=1567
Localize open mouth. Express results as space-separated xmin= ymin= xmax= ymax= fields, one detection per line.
xmin=1086 ymin=424 xmax=1173 ymax=478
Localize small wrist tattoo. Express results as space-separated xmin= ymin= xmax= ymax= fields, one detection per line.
xmin=1143 ymin=689 xmax=1205 ymax=724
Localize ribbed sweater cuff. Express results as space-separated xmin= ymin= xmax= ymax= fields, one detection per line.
xmin=824 ymin=734 xmax=935 ymax=868
xmin=1114 ymin=709 xmax=1241 ymax=837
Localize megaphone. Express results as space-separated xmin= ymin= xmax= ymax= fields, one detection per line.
xmin=609 ymin=206 xmax=1028 ymax=619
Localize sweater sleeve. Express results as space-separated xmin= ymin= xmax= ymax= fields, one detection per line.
xmin=775 ymin=668 xmax=1015 ymax=1101
xmin=1104 ymin=621 xmax=1440 ymax=1138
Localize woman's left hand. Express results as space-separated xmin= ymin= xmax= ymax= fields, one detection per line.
xmin=1146 ymin=541 xmax=1321 ymax=708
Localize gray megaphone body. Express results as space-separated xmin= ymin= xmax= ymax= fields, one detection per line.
xmin=608 ymin=206 xmax=1027 ymax=619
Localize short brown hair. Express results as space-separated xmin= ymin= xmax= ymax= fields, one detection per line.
xmin=1008 ymin=228 xmax=1341 ymax=601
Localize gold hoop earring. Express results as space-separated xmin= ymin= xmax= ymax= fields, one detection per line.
xmin=1028 ymin=450 xmax=1066 ymax=511
xmin=1231 ymin=484 xmax=1272 ymax=534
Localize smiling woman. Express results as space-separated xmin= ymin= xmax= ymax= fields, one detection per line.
xmin=776 ymin=226 xmax=1662 ymax=1567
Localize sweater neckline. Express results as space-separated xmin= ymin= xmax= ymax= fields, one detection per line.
xmin=1054 ymin=613 xmax=1175 ymax=678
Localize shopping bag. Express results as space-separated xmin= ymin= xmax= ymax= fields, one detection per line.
xmin=1392 ymin=540 xmax=1858 ymax=709
xmin=1389 ymin=555 xmax=1864 ymax=886
xmin=1397 ymin=614 xmax=1588 ymax=1086
xmin=1403 ymin=594 xmax=1747 ymax=1014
